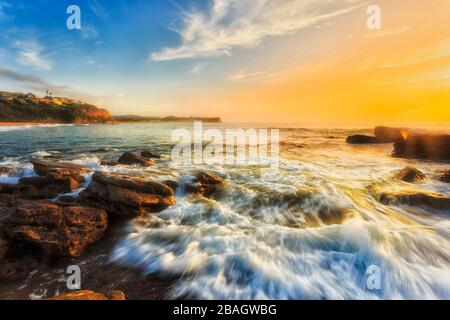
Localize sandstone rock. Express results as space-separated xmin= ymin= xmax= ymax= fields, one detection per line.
xmin=184 ymin=172 xmax=225 ymax=198
xmin=3 ymin=200 xmax=107 ymax=257
xmin=439 ymin=170 xmax=450 ymax=183
xmin=49 ymin=290 xmax=125 ymax=300
xmin=0 ymin=183 xmax=18 ymax=194
xmin=118 ymin=152 xmax=156 ymax=166
xmin=80 ymin=172 xmax=175 ymax=217
xmin=18 ymin=176 xmax=81 ymax=199
xmin=162 ymin=180 xmax=179 ymax=193
xmin=395 ymin=167 xmax=426 ymax=183
xmin=0 ymin=238 xmax=7 ymax=263
xmin=346 ymin=135 xmax=377 ymax=144
xmin=31 ymin=160 xmax=91 ymax=179
xmin=375 ymin=126 xmax=406 ymax=143
xmin=380 ymin=191 xmax=450 ymax=210
xmin=141 ymin=150 xmax=161 ymax=159
xmin=393 ymin=135 xmax=450 ymax=161
xmin=0 ymin=167 xmax=17 ymax=175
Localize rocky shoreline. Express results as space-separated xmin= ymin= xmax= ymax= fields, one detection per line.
xmin=0 ymin=153 xmax=224 ymax=300
xmin=0 ymin=132 xmax=449 ymax=300
xmin=347 ymin=126 xmax=450 ymax=161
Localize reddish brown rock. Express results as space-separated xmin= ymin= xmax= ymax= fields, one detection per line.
xmin=440 ymin=170 xmax=450 ymax=183
xmin=0 ymin=238 xmax=7 ymax=263
xmin=393 ymin=134 xmax=450 ymax=161
xmin=0 ymin=183 xmax=18 ymax=194
xmin=49 ymin=290 xmax=125 ymax=300
xmin=31 ymin=160 xmax=91 ymax=179
xmin=141 ymin=150 xmax=161 ymax=159
xmin=18 ymin=176 xmax=81 ymax=199
xmin=380 ymin=191 xmax=450 ymax=210
xmin=184 ymin=172 xmax=225 ymax=198
xmin=375 ymin=126 xmax=407 ymax=143
xmin=3 ymin=200 xmax=107 ymax=257
xmin=395 ymin=167 xmax=426 ymax=183
xmin=80 ymin=172 xmax=175 ymax=217
xmin=118 ymin=152 xmax=156 ymax=166
xmin=346 ymin=135 xmax=377 ymax=144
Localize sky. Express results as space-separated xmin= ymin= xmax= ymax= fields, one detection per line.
xmin=0 ymin=0 xmax=449 ymax=125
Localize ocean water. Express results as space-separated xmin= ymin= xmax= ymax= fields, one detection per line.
xmin=1 ymin=123 xmax=449 ymax=300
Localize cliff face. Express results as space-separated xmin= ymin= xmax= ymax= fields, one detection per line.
xmin=0 ymin=92 xmax=112 ymax=124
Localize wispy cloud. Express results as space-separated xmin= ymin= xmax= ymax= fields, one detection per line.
xmin=151 ymin=0 xmax=362 ymax=61
xmin=0 ymin=65 xmax=68 ymax=93
xmin=189 ymin=63 xmax=205 ymax=74
xmin=15 ymin=40 xmax=52 ymax=70
xmin=81 ymin=24 xmax=99 ymax=39
xmin=228 ymin=70 xmax=266 ymax=82
xmin=0 ymin=1 xmax=12 ymax=22
xmin=89 ymin=0 xmax=109 ymax=19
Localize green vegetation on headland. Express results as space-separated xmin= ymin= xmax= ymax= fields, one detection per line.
xmin=0 ymin=91 xmax=221 ymax=124
xmin=113 ymin=115 xmax=222 ymax=123
xmin=0 ymin=91 xmax=112 ymax=124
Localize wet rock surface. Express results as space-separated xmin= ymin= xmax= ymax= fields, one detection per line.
xmin=117 ymin=152 xmax=156 ymax=166
xmin=80 ymin=172 xmax=175 ymax=217
xmin=380 ymin=191 xmax=450 ymax=211
xmin=440 ymin=170 xmax=450 ymax=183
xmin=184 ymin=172 xmax=225 ymax=198
xmin=3 ymin=200 xmax=108 ymax=257
xmin=395 ymin=167 xmax=426 ymax=183
xmin=49 ymin=290 xmax=126 ymax=300
xmin=393 ymin=134 xmax=450 ymax=161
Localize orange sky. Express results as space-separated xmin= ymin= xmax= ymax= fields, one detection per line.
xmin=148 ymin=0 xmax=450 ymax=126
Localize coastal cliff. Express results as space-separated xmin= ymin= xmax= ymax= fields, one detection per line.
xmin=0 ymin=91 xmax=112 ymax=124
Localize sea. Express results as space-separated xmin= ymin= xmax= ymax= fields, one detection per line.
xmin=0 ymin=123 xmax=449 ymax=299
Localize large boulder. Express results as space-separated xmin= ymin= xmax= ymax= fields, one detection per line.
xmin=394 ymin=167 xmax=426 ymax=183
xmin=3 ymin=200 xmax=107 ymax=257
xmin=440 ymin=170 xmax=450 ymax=183
xmin=346 ymin=135 xmax=377 ymax=144
xmin=31 ymin=160 xmax=91 ymax=179
xmin=0 ymin=238 xmax=7 ymax=263
xmin=141 ymin=150 xmax=161 ymax=159
xmin=375 ymin=126 xmax=406 ymax=143
xmin=15 ymin=160 xmax=89 ymax=199
xmin=184 ymin=172 xmax=225 ymax=198
xmin=80 ymin=172 xmax=175 ymax=217
xmin=49 ymin=290 xmax=125 ymax=300
xmin=380 ymin=191 xmax=450 ymax=210
xmin=18 ymin=176 xmax=81 ymax=199
xmin=118 ymin=152 xmax=156 ymax=166
xmin=393 ymin=135 xmax=450 ymax=161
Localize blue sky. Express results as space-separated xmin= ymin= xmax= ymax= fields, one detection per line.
xmin=0 ymin=0 xmax=449 ymax=123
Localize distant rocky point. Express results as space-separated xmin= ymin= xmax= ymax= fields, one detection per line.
xmin=0 ymin=91 xmax=112 ymax=124
xmin=113 ymin=115 xmax=221 ymax=123
xmin=347 ymin=126 xmax=450 ymax=161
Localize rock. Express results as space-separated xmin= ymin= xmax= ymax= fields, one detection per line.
xmin=184 ymin=172 xmax=225 ymax=198
xmin=0 ymin=238 xmax=7 ymax=263
xmin=395 ymin=167 xmax=426 ymax=183
xmin=80 ymin=172 xmax=175 ymax=217
xmin=0 ymin=167 xmax=17 ymax=175
xmin=49 ymin=290 xmax=125 ymax=300
xmin=380 ymin=191 xmax=450 ymax=210
xmin=393 ymin=134 xmax=450 ymax=161
xmin=0 ymin=183 xmax=18 ymax=194
xmin=118 ymin=152 xmax=156 ymax=166
xmin=31 ymin=160 xmax=91 ymax=179
xmin=3 ymin=200 xmax=107 ymax=257
xmin=141 ymin=150 xmax=161 ymax=159
xmin=162 ymin=180 xmax=179 ymax=193
xmin=346 ymin=135 xmax=378 ymax=144
xmin=440 ymin=170 xmax=450 ymax=183
xmin=375 ymin=126 xmax=407 ymax=143
xmin=18 ymin=176 xmax=81 ymax=199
